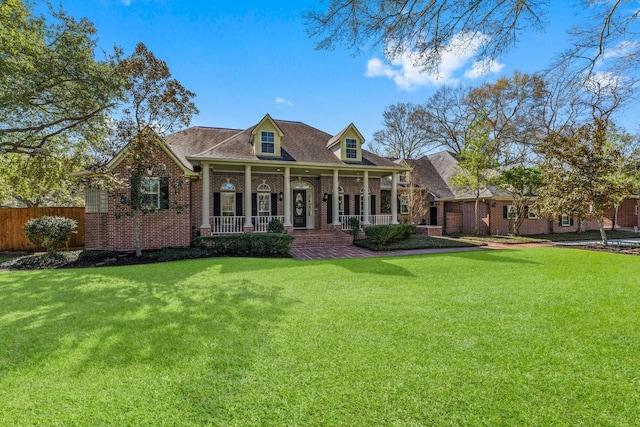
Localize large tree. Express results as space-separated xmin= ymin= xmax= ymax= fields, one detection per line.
xmin=305 ymin=0 xmax=545 ymax=74
xmin=111 ymin=43 xmax=198 ymax=257
xmin=0 ymin=152 xmax=86 ymax=207
xmin=464 ymin=71 xmax=547 ymax=165
xmin=420 ymin=85 xmax=470 ymax=155
xmin=306 ymin=1 xmax=640 ymax=84
xmin=369 ymin=102 xmax=434 ymax=159
xmin=497 ymin=166 xmax=543 ymax=236
xmin=535 ymin=118 xmax=633 ymax=245
xmin=451 ymin=115 xmax=498 ymax=235
xmin=0 ymin=0 xmax=121 ymax=157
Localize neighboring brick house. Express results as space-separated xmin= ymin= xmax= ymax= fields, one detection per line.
xmin=392 ymin=150 xmax=640 ymax=236
xmin=82 ymin=114 xmax=409 ymax=251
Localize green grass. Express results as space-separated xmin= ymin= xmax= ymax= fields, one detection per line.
xmin=458 ymin=229 xmax=639 ymax=244
xmin=1 ymin=248 xmax=639 ymax=425
xmin=356 ymin=234 xmax=483 ymax=250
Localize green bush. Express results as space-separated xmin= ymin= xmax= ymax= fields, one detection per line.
xmin=193 ymin=233 xmax=293 ymax=257
xmin=347 ymin=216 xmax=361 ymax=242
xmin=23 ymin=216 xmax=78 ymax=253
xmin=363 ymin=224 xmax=416 ymax=248
xmin=267 ymin=217 xmax=284 ymax=234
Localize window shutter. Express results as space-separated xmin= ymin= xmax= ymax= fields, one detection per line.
xmin=503 ymin=206 xmax=508 ymax=219
xmin=570 ymin=217 xmax=574 ymax=226
xmin=558 ymin=216 xmax=562 ymax=226
xmin=344 ymin=195 xmax=350 ymax=216
xmin=271 ymin=193 xmax=278 ymax=215
xmin=370 ymin=195 xmax=376 ymax=215
xmin=235 ymin=193 xmax=243 ymax=216
xmin=397 ymin=196 xmax=401 ymax=214
xmin=524 ymin=206 xmax=529 ymax=218
xmin=251 ymin=193 xmax=258 ymax=216
xmin=327 ymin=194 xmax=333 ymax=224
xmin=160 ymin=177 xmax=169 ymax=209
xmin=355 ymin=195 xmax=361 ymax=215
xmin=213 ymin=192 xmax=221 ymax=216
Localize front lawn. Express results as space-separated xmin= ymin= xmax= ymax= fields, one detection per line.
xmin=1 ymin=247 xmax=638 ymax=425
xmin=457 ymin=229 xmax=639 ymax=244
xmin=355 ymin=234 xmax=483 ymax=250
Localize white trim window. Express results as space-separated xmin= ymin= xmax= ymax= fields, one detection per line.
xmin=257 ymin=182 xmax=271 ymax=216
xmin=527 ymin=207 xmax=537 ymax=219
xmin=338 ymin=186 xmax=344 ymax=216
xmin=400 ymin=194 xmax=410 ymax=214
xmin=221 ymin=182 xmax=236 ymax=217
xmin=345 ymin=138 xmax=358 ymax=159
xmin=261 ymin=131 xmax=275 ymax=154
xmin=506 ymin=205 xmax=517 ymax=219
xmin=141 ymin=177 xmax=160 ymax=210
xmin=85 ymin=188 xmax=108 ymax=213
xmin=561 ymin=215 xmax=571 ymax=226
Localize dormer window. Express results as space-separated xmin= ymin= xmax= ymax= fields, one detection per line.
xmin=261 ymin=131 xmax=275 ymax=154
xmin=345 ymin=138 xmax=358 ymax=159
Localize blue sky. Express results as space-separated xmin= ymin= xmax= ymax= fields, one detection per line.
xmin=56 ymin=0 xmax=637 ymax=148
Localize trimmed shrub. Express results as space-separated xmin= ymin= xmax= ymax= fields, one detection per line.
xmin=363 ymin=224 xmax=416 ymax=248
xmin=347 ymin=216 xmax=361 ymax=242
xmin=267 ymin=217 xmax=284 ymax=234
xmin=23 ymin=216 xmax=78 ymax=253
xmin=193 ymin=233 xmax=293 ymax=257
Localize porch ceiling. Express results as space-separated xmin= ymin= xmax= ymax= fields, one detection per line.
xmin=199 ymin=162 xmax=400 ymax=178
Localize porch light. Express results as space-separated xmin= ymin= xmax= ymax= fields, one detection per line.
xmin=278 ymin=192 xmax=284 ymax=201
xmin=322 ymin=193 xmax=328 ymax=202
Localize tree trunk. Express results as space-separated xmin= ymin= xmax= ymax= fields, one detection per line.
xmin=597 ymin=217 xmax=608 ymax=246
xmin=133 ymin=208 xmax=142 ymax=257
xmin=611 ymin=205 xmax=619 ymax=231
xmin=474 ymin=197 xmax=480 ymax=235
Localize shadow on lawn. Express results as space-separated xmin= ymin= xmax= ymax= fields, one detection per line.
xmin=0 ymin=264 xmax=298 ymax=401
xmin=440 ymin=247 xmax=542 ymax=265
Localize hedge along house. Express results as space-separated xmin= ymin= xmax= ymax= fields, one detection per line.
xmin=83 ymin=114 xmax=409 ymax=251
xmin=396 ymin=150 xmax=640 ymax=235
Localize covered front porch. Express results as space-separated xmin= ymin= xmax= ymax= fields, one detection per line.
xmin=206 ymin=214 xmax=395 ymax=234
xmin=196 ymin=161 xmax=404 ymax=236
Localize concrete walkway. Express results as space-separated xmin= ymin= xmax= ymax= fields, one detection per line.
xmin=289 ymin=241 xmax=551 ymax=261
xmin=553 ymin=238 xmax=640 ymax=247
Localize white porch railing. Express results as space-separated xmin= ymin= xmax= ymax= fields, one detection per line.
xmin=340 ymin=215 xmax=393 ymax=230
xmin=368 ymin=215 xmax=393 ymax=226
xmin=211 ymin=216 xmax=244 ymax=234
xmin=210 ymin=215 xmax=285 ymax=234
xmin=252 ymin=215 xmax=285 ymax=233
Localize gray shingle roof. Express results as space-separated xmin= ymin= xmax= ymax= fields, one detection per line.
xmin=166 ymin=126 xmax=242 ymax=171
xmin=381 ymin=150 xmax=511 ymax=200
xmin=177 ymin=119 xmax=400 ymax=169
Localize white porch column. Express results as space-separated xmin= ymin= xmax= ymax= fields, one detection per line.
xmin=362 ymin=170 xmax=370 ymax=225
xmin=391 ymin=172 xmax=399 ymax=224
xmin=244 ymin=165 xmax=252 ymax=228
xmin=284 ymin=167 xmax=292 ymax=227
xmin=332 ymin=169 xmax=340 ymax=225
xmin=201 ymin=163 xmax=210 ymax=228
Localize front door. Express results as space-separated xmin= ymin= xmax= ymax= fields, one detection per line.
xmin=430 ymin=206 xmax=438 ymax=226
xmin=293 ymin=190 xmax=307 ymax=228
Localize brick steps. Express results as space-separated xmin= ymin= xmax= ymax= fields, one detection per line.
xmin=290 ymin=229 xmax=353 ymax=248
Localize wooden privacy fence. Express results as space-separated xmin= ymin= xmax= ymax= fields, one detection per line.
xmin=0 ymin=207 xmax=85 ymax=252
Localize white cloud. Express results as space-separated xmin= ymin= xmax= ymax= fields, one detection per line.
xmin=365 ymin=32 xmax=505 ymax=90
xmin=464 ymin=58 xmax=506 ymax=79
xmin=603 ymin=40 xmax=639 ymax=59
xmin=275 ymin=97 xmax=293 ymax=107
